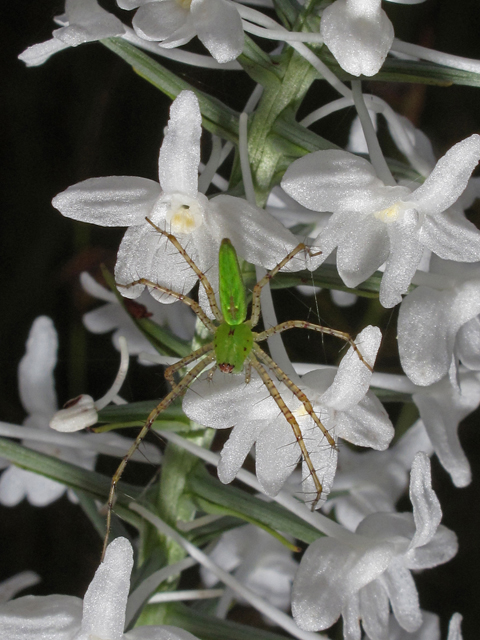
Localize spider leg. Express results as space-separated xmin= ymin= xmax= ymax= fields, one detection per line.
xmin=101 ymin=352 xmax=215 ymax=561
xmin=250 ymin=242 xmax=312 ymax=328
xmin=119 ymin=277 xmax=216 ymax=334
xmin=255 ymin=320 xmax=373 ymax=372
xmin=249 ymin=355 xmax=325 ymax=510
xmin=145 ymin=218 xmax=223 ymax=323
xmin=252 ymin=343 xmax=337 ymax=450
xmin=164 ymin=342 xmax=215 ymax=387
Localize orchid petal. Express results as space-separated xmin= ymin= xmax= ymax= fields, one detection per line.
xmin=408 ymin=453 xmax=441 ymax=550
xmin=336 ymin=214 xmax=389 ymax=287
xmin=53 ymin=8 xmax=125 ymax=45
xmin=359 ymin=579 xmax=390 ymax=640
xmin=379 ymin=212 xmax=424 ymax=308
xmin=335 ymin=392 xmax=394 ymax=450
xmin=292 ymin=535 xmax=395 ymax=631
xmin=126 ymin=626 xmax=201 ymax=640
xmin=255 ymin=413 xmax=302 ymax=497
xmin=410 ymin=135 xmax=480 ymax=216
xmin=379 ymin=563 xmax=422 ymax=633
xmin=0 ymin=467 xmax=65 ymax=507
xmin=133 ymin=1 xmax=189 ymax=41
xmin=81 ymin=537 xmax=133 ymax=640
xmin=281 ymin=150 xmax=407 ymax=214
xmin=413 ymin=376 xmax=480 ymax=487
xmin=456 ymin=315 xmax=480 ymax=369
xmin=206 ymin=195 xmax=308 ymax=270
xmin=114 ymin=222 xmax=198 ymax=301
xmin=0 ymin=594 xmax=82 ymax=638
xmin=399 ymin=282 xmax=480 ymax=385
xmin=320 ymin=0 xmax=394 ymax=77
xmin=159 ymin=22 xmax=197 ymax=48
xmin=341 ymin=594 xmax=362 ymax=640
xmin=83 ymin=303 xmax=125 ymax=334
xmin=301 ymin=439 xmax=338 ymax=507
xmin=192 ymin=0 xmax=244 ymax=63
xmin=52 ymin=177 xmax=160 ymax=227
xmin=19 ymin=317 xmax=58 ymax=419
xmin=447 ymin=613 xmax=463 ymax=640
xmin=184 ymin=371 xmax=278 ymax=428
xmin=405 ymin=525 xmax=458 ymax=570
xmin=320 ymin=326 xmax=381 ymax=411
xmin=419 ymin=207 xmax=480 ymax=262
xmin=18 ymin=39 xmax=70 ymax=66
xmin=218 ymin=421 xmax=266 ymax=484
xmin=158 ymin=91 xmax=201 ymax=197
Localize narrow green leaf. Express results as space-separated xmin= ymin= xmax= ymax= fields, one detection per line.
xmin=165 ymin=602 xmax=299 ymax=640
xmin=101 ymin=38 xmax=240 ymax=142
xmin=97 ymin=400 xmax=189 ymax=426
xmin=187 ymin=467 xmax=322 ymax=544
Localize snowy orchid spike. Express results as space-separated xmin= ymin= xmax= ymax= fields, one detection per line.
xmin=183 ymin=325 xmax=393 ymax=506
xmin=0 ymin=537 xmax=200 ymax=640
xmin=18 ymin=0 xmax=125 ymax=67
xmin=117 ymin=0 xmax=244 ymax=63
xmin=292 ymin=453 xmax=458 ymax=638
xmin=282 ymin=135 xmax=480 ymax=308
xmin=53 ymin=91 xmax=310 ymax=304
xmin=320 ymin=0 xmax=394 ymax=77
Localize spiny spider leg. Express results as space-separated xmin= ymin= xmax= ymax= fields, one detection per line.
xmin=164 ymin=342 xmax=215 ymax=387
xmin=255 ymin=321 xmax=373 ymax=372
xmin=145 ymin=218 xmax=223 ymax=322
xmin=102 ymin=352 xmax=215 ymax=561
xmin=252 ymin=343 xmax=337 ymax=450
xmin=250 ymin=242 xmax=311 ymax=328
xmin=249 ymin=357 xmax=325 ymax=510
xmin=118 ymin=277 xmax=216 ymax=334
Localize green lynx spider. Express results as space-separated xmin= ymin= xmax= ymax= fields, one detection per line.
xmin=102 ymin=219 xmax=371 ymax=559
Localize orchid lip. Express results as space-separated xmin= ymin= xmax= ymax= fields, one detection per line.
xmin=163 ymin=192 xmax=206 ymax=235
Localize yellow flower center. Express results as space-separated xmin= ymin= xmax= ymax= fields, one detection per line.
xmin=176 ymin=0 xmax=192 ymax=9
xmin=164 ymin=194 xmax=205 ymax=235
xmin=293 ymin=404 xmax=309 ymax=418
xmin=373 ymin=202 xmax=401 ymax=224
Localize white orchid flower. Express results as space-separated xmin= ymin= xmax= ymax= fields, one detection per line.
xmin=80 ymin=272 xmax=195 ymax=364
xmin=0 ymin=537 xmax=200 ymax=640
xmin=325 ymin=420 xmax=433 ymax=531
xmin=117 ymin=0 xmax=244 ymax=63
xmin=18 ymin=0 xmax=125 ymax=67
xmin=0 ymin=317 xmax=97 ymax=506
xmin=183 ymin=326 xmax=393 ymax=505
xmin=53 ymin=91 xmax=310 ymax=306
xmin=398 ymin=259 xmax=480 ymax=386
xmin=0 ymin=572 xmax=40 ymax=605
xmin=411 ymin=371 xmax=480 ymax=488
xmin=201 ymin=524 xmax=298 ymax=615
xmin=371 ymin=364 xmax=480 ymax=490
xmin=321 ymin=0 xmax=394 ymax=77
xmin=320 ymin=0 xmax=428 ymax=77
xmin=292 ymin=453 xmax=458 ymax=639
xmin=281 ymin=135 xmax=480 ymax=308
